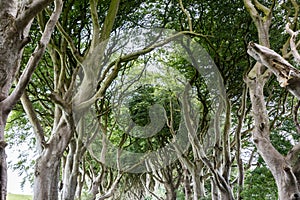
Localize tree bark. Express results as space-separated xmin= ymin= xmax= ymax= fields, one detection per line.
xmin=242 ymin=1 xmax=300 ymax=199
xmin=245 ymin=64 xmax=300 ymax=199
xmin=246 ymin=39 xmax=300 ymax=200
xmin=181 ymin=85 xmax=234 ymax=200
xmin=33 ymin=119 xmax=72 ymax=200
xmin=247 ymin=42 xmax=300 ymax=100
xmin=0 ymin=0 xmax=59 ymax=199
xmin=165 ymin=184 xmax=176 ymax=200
xmin=0 ymin=6 xmax=26 ymax=198
xmin=34 ymin=155 xmax=61 ymax=200
xmin=61 ymin=139 xmax=79 ymax=200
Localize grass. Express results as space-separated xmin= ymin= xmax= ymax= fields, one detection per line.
xmin=7 ymin=193 xmax=32 ymax=200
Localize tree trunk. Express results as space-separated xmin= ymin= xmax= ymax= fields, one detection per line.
xmin=34 ymin=155 xmax=61 ymax=200
xmin=211 ymin=178 xmax=219 ymax=200
xmin=0 ymin=1 xmax=61 ymax=199
xmin=0 ymin=8 xmax=25 ymax=199
xmin=191 ymin=164 xmax=206 ymax=200
xmin=242 ymin=1 xmax=300 ymax=199
xmin=165 ymin=184 xmax=176 ymax=200
xmin=245 ymin=67 xmax=300 ymax=199
xmin=61 ymin=140 xmax=78 ymax=200
xmin=245 ymin=30 xmax=300 ymax=200
xmin=0 ymin=119 xmax=8 ymax=200
xmin=183 ymin=168 xmax=192 ymax=200
xmin=61 ymin=135 xmax=86 ymax=200
xmin=33 ymin=120 xmax=72 ymax=200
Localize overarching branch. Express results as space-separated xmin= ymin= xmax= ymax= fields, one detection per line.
xmin=3 ymin=0 xmax=63 ymax=113
xmin=247 ymin=42 xmax=300 ymax=100
xmin=15 ymin=0 xmax=55 ymax=31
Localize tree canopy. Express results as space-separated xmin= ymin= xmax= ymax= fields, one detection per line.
xmin=1 ymin=0 xmax=300 ymax=200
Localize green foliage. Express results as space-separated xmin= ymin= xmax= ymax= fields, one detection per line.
xmin=6 ymin=0 xmax=300 ymax=198
xmin=128 ymin=84 xmax=156 ymax=127
xmin=270 ymin=132 xmax=293 ymax=155
xmin=77 ymin=192 xmax=94 ymax=200
xmin=242 ymin=167 xmax=278 ymax=200
xmin=124 ymin=84 xmax=181 ymax=153
xmin=176 ymin=187 xmax=186 ymax=200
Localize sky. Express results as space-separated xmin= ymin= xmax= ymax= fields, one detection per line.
xmin=8 ymin=168 xmax=32 ymax=195
xmin=7 ymin=145 xmax=33 ymax=195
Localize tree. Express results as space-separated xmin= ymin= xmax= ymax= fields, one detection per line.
xmin=10 ymin=1 xmax=248 ymax=199
xmin=6 ymin=0 xmax=300 ymax=199
xmin=30 ymin=0 xmax=122 ymax=198
xmin=0 ymin=0 xmax=62 ymax=199
xmin=244 ymin=0 xmax=300 ymax=199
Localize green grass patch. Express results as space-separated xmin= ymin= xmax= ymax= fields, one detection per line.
xmin=8 ymin=193 xmax=32 ymax=200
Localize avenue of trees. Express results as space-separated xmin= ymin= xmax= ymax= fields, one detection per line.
xmin=1 ymin=0 xmax=300 ymax=199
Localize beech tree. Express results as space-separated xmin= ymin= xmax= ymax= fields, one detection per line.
xmin=4 ymin=0 xmax=252 ymax=199
xmin=244 ymin=0 xmax=300 ymax=199
xmin=0 ymin=0 xmax=62 ymax=199
xmin=5 ymin=0 xmax=300 ymax=200
xmin=14 ymin=0 xmax=205 ymax=199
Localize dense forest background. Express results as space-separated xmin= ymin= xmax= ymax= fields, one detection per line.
xmin=1 ymin=0 xmax=300 ymax=199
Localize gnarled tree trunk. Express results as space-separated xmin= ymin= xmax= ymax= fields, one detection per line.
xmin=33 ymin=119 xmax=72 ymax=200
xmin=245 ymin=63 xmax=300 ymax=199
xmin=243 ymin=0 xmax=300 ymax=199
xmin=0 ymin=0 xmax=60 ymax=199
